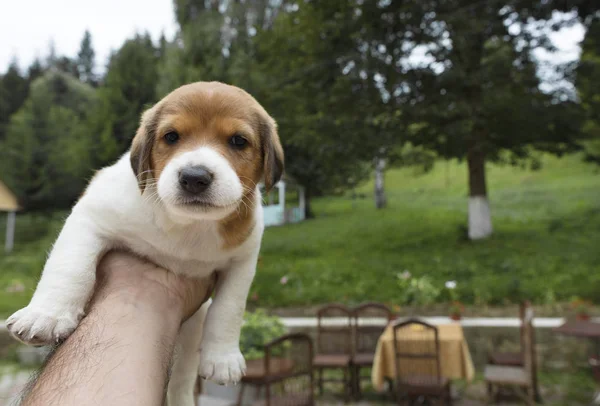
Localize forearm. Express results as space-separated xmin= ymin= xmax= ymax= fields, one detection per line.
xmin=22 ymin=288 xmax=182 ymax=406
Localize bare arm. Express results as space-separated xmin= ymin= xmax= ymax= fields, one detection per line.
xmin=21 ymin=251 xmax=215 ymax=406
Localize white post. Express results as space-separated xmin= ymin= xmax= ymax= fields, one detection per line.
xmin=5 ymin=211 xmax=15 ymax=253
xmin=278 ymin=181 xmax=286 ymax=209
xmin=374 ymin=156 xmax=387 ymax=209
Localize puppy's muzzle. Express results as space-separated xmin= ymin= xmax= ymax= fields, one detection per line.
xmin=179 ymin=166 xmax=214 ymax=195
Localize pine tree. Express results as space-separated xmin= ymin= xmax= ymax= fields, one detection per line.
xmin=27 ymin=58 xmax=45 ymax=83
xmin=0 ymin=60 xmax=29 ymax=142
xmin=1 ymin=71 xmax=98 ymax=209
xmin=77 ymin=30 xmax=96 ymax=86
xmin=96 ymin=33 xmax=159 ymax=164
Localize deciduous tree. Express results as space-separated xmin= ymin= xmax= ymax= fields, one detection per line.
xmin=373 ymin=1 xmax=584 ymax=239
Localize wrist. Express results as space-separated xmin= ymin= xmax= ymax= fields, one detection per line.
xmin=92 ymin=282 xmax=186 ymax=326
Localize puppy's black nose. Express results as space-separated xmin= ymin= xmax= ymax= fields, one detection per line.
xmin=179 ymin=166 xmax=213 ymax=194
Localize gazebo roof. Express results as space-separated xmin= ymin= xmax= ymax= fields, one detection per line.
xmin=0 ymin=180 xmax=18 ymax=211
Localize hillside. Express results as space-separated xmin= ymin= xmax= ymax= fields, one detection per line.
xmin=254 ymin=155 xmax=600 ymax=307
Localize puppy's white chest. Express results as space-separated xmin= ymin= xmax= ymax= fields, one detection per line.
xmin=116 ymin=220 xmax=229 ymax=277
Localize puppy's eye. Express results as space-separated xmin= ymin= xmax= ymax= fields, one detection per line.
xmin=229 ymin=134 xmax=248 ymax=149
xmin=164 ymin=131 xmax=179 ymax=145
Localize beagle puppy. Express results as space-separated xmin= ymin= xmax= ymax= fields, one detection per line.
xmin=6 ymin=82 xmax=283 ymax=405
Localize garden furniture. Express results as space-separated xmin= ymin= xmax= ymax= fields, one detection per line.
xmin=235 ymin=333 xmax=314 ymax=406
xmin=487 ymin=301 xmax=540 ymax=402
xmin=312 ymin=304 xmax=353 ymax=401
xmin=554 ymin=319 xmax=600 ymax=404
xmin=371 ymin=318 xmax=474 ymax=394
xmin=484 ymin=307 xmax=535 ymax=405
xmin=350 ymin=302 xmax=394 ymax=399
xmin=391 ymin=319 xmax=452 ymax=405
xmin=553 ymin=319 xmax=600 ymax=358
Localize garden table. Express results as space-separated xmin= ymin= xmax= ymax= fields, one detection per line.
xmin=371 ymin=321 xmax=475 ymax=391
xmin=553 ymin=320 xmax=600 ymax=404
xmin=553 ymin=320 xmax=600 ymax=358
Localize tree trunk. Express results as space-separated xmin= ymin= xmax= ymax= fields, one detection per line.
xmin=374 ymin=156 xmax=387 ymax=209
xmin=304 ymin=189 xmax=314 ymax=219
xmin=467 ymin=145 xmax=492 ymax=240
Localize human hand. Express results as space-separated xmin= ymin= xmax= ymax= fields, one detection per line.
xmin=94 ymin=250 xmax=216 ymax=323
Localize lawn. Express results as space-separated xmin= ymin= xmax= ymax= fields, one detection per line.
xmin=0 ymin=213 xmax=66 ymax=317
xmin=0 ymin=154 xmax=599 ymax=316
xmin=252 ymin=154 xmax=600 ymax=308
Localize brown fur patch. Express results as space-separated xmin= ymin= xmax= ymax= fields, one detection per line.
xmin=129 ymin=82 xmax=284 ymax=249
xmin=218 ymin=189 xmax=257 ymax=249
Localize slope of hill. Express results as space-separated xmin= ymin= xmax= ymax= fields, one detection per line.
xmin=254 ymin=155 xmax=600 ymax=307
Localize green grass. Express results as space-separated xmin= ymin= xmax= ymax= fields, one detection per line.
xmin=0 ymin=155 xmax=599 ymax=316
xmin=0 ymin=213 xmax=66 ymax=317
xmin=252 ymin=154 xmax=600 ymax=307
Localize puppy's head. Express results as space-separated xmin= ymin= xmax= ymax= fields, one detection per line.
xmin=130 ymin=82 xmax=284 ymax=220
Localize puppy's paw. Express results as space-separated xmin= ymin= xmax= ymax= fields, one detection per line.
xmin=6 ymin=305 xmax=83 ymax=345
xmin=199 ymin=347 xmax=246 ymax=385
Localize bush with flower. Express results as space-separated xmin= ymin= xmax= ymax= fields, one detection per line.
xmin=396 ymin=271 xmax=440 ymax=306
xmin=449 ymin=301 xmax=465 ymax=320
xmin=445 ymin=280 xmax=465 ymax=319
xmin=570 ymin=297 xmax=593 ymax=321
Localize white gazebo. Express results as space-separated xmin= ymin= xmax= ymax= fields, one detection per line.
xmin=260 ymin=179 xmax=306 ymax=227
xmin=0 ymin=180 xmax=18 ymax=253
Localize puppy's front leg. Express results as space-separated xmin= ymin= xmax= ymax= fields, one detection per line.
xmin=6 ymin=211 xmax=105 ymax=345
xmin=167 ymin=300 xmax=211 ymax=406
xmin=198 ymin=255 xmax=257 ymax=385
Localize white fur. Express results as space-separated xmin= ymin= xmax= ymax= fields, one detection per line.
xmin=468 ymin=195 xmax=493 ymax=240
xmin=6 ymin=149 xmax=265 ymax=405
xmin=158 ymin=146 xmax=244 ymax=221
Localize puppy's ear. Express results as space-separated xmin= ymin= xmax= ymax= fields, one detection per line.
xmin=259 ymin=114 xmax=284 ymax=192
xmin=130 ymin=105 xmax=159 ymax=192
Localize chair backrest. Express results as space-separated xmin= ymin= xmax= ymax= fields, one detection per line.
xmin=393 ymin=319 xmax=442 ymax=385
xmin=518 ymin=301 xmax=529 ymax=353
xmin=316 ymin=304 xmax=352 ymax=355
xmin=263 ymin=333 xmax=314 ymax=406
xmin=522 ymin=306 xmax=534 ymax=384
xmin=352 ymin=302 xmax=394 ymax=354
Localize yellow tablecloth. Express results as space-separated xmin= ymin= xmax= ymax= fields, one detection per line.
xmin=371 ymin=322 xmax=475 ymax=390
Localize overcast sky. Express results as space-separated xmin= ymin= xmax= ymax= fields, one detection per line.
xmin=0 ymin=0 xmax=177 ymax=73
xmin=0 ymin=1 xmax=586 ymax=79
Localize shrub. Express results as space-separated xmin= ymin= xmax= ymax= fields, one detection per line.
xmin=397 ymin=272 xmax=441 ymax=306
xmin=240 ymin=309 xmax=287 ymax=360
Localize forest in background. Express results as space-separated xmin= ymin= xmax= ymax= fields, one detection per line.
xmin=0 ymin=0 xmax=599 ymax=240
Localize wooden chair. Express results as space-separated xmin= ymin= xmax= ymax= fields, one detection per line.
xmin=236 ymin=333 xmax=314 ymax=406
xmin=484 ymin=307 xmax=535 ymax=405
xmin=312 ymin=304 xmax=353 ymax=401
xmin=392 ymin=318 xmax=451 ymax=405
xmin=351 ymin=302 xmax=394 ymax=398
xmin=488 ymin=302 xmax=527 ymax=367
xmin=488 ymin=301 xmax=540 ymax=402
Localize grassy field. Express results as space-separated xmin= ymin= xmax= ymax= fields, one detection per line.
xmin=0 ymin=154 xmax=599 ymax=316
xmin=253 ymin=154 xmax=600 ymax=308
xmin=0 ymin=213 xmax=65 ymax=317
